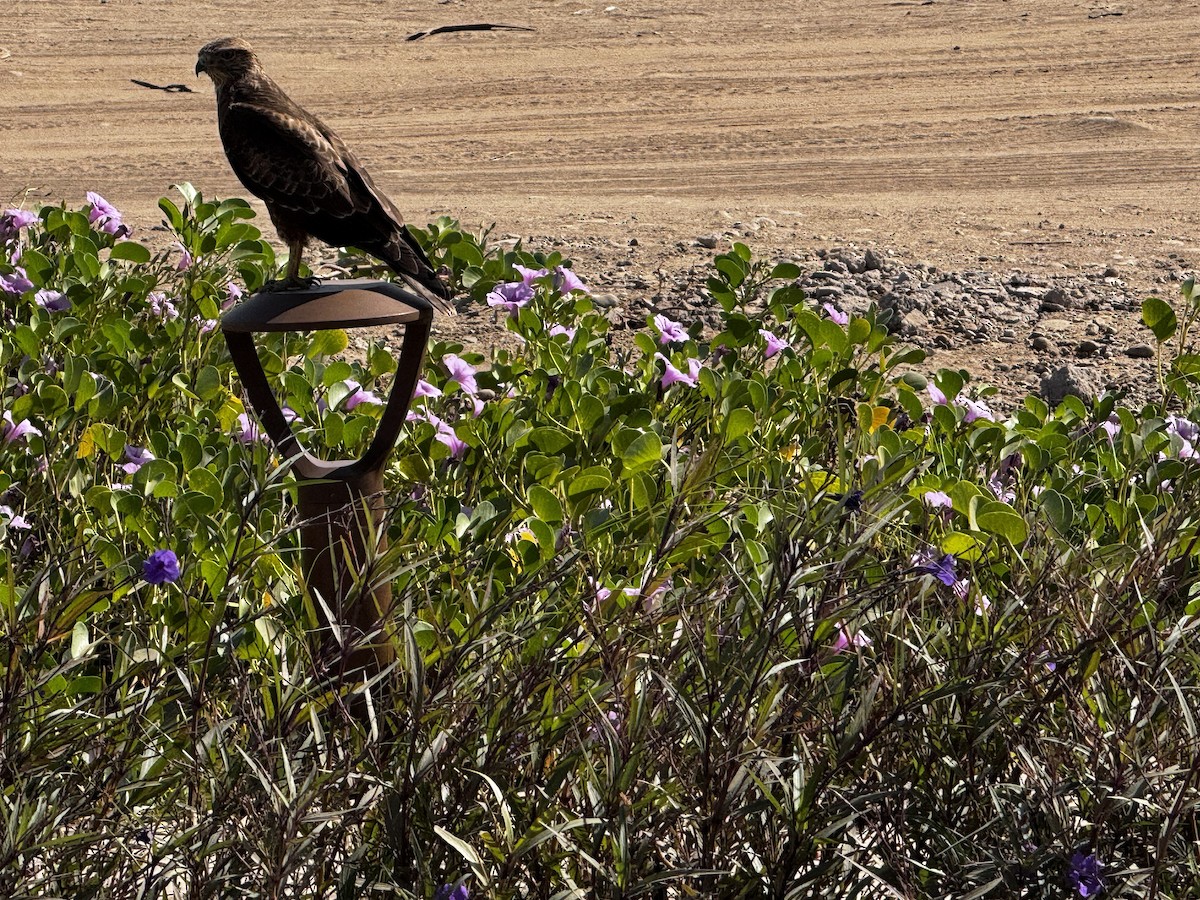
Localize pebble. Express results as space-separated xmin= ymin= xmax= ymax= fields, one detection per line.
xmin=1030 ymin=335 xmax=1053 ymax=352
xmin=1075 ymin=339 xmax=1101 ymax=358
xmin=696 ymin=235 xmax=719 ymax=249
xmin=1124 ymin=344 xmax=1155 ymax=359
xmin=1040 ymin=365 xmax=1100 ymax=405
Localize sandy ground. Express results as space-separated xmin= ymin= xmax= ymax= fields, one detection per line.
xmin=5 ymin=0 xmax=1200 ymax=398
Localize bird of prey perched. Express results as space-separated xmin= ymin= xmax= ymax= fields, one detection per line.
xmin=195 ymin=37 xmax=454 ymax=312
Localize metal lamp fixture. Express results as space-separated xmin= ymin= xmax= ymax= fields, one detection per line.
xmin=221 ymin=279 xmax=433 ymax=675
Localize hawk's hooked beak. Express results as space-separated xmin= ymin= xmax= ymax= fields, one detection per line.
xmin=195 ymin=58 xmax=207 ymax=77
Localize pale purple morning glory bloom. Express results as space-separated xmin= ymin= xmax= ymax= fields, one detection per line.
xmin=485 ymin=280 xmax=534 ymax=316
xmin=514 ymin=263 xmax=549 ymax=284
xmin=234 ymin=413 xmax=262 ymax=444
xmin=471 ymin=395 xmax=486 ymax=417
xmin=2 ymin=412 xmax=41 ymax=445
xmin=914 ymin=550 xmax=957 ymax=586
xmin=548 ymin=324 xmax=577 ymax=341
xmin=0 ymin=267 xmax=34 ymax=295
xmin=435 ymin=422 xmax=467 ymax=458
xmin=34 ymin=289 xmax=71 ymax=312
xmin=952 ymin=576 xmax=991 ymax=615
xmin=142 ymin=549 xmax=180 ymax=585
xmin=554 ymin=265 xmax=589 ymax=294
xmin=927 ymin=383 xmax=948 ymax=405
xmin=407 ymin=406 xmax=443 ymax=427
xmin=653 ymin=314 xmax=689 ymax=344
xmin=434 ymin=884 xmax=469 ymax=900
xmin=923 ymin=489 xmax=953 ymax=509
xmin=0 ymin=209 xmax=36 ymax=242
xmin=0 ymin=505 xmax=31 ymax=530
xmin=956 ymin=396 xmax=994 ymax=423
xmin=85 ymin=191 xmax=130 ymax=237
xmin=224 ymin=282 xmax=244 ymax=310
xmin=175 ymin=243 xmax=193 ymax=272
xmin=656 ymin=353 xmax=701 ymax=389
xmin=122 ymin=444 xmax=155 ymax=474
xmin=1167 ymin=415 xmax=1199 ymax=445
xmin=282 ymin=405 xmax=302 ymax=424
xmin=832 ymin=622 xmax=871 ymax=653
xmin=1067 ymin=852 xmax=1104 ymax=897
xmin=443 ymin=354 xmax=478 ymax=394
xmin=823 ymin=302 xmax=849 ymax=326
xmin=342 ymin=380 xmax=382 ymax=410
xmin=194 ymin=316 xmax=218 ymax=334
xmin=1100 ymin=416 xmax=1120 ymax=442
xmin=413 ymin=379 xmax=442 ymax=399
xmin=759 ymin=329 xmax=788 ymax=358
xmin=147 ymin=292 xmax=179 ymax=320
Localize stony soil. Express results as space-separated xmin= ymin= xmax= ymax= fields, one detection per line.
xmin=6 ymin=0 xmax=1200 ymax=406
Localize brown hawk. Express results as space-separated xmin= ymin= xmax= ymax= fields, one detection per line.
xmin=195 ymin=37 xmax=454 ymax=312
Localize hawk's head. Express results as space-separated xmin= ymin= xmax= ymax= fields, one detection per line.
xmin=196 ymin=38 xmax=260 ymax=85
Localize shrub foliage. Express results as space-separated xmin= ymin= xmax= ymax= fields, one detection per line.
xmin=2 ymin=188 xmax=1200 ymax=897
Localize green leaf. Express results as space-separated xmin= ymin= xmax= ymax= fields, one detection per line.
xmin=305 ymin=329 xmax=349 ymax=359
xmin=1142 ymin=297 xmax=1177 ymax=343
xmin=109 ymin=241 xmax=151 ymax=264
xmin=619 ymin=431 xmax=662 ymax=475
xmin=975 ymin=501 xmax=1028 ymax=545
xmin=568 ymin=470 xmax=610 ymax=497
xmin=724 ymin=407 xmax=755 ymax=443
xmin=770 ymin=262 xmax=802 ymax=280
xmin=527 ymin=485 xmax=562 ymax=524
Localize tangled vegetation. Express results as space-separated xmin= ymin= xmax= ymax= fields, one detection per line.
xmin=2 ymin=187 xmax=1200 ymax=898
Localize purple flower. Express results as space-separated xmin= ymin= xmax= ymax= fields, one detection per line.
xmin=122 ymin=444 xmax=155 ymax=475
xmin=142 ymin=549 xmax=180 ymax=585
xmin=413 ymin=379 xmax=442 ymax=399
xmin=342 ymin=380 xmax=382 ymax=410
xmin=1067 ymin=852 xmax=1104 ymax=897
xmin=443 ymin=354 xmax=478 ymax=394
xmin=34 ymin=289 xmax=71 ymax=312
xmin=822 ymin=302 xmax=849 ymax=326
xmin=2 ymin=412 xmax=41 ymax=445
xmin=434 ymin=885 xmax=469 ymax=900
xmin=928 ymin=383 xmax=949 ymax=405
xmin=282 ymin=405 xmax=302 ymax=424
xmin=956 ymin=396 xmax=994 ymax=423
xmin=514 ymin=263 xmax=549 ymax=284
xmin=554 ymin=265 xmax=590 ymax=294
xmin=1167 ymin=415 xmax=1199 ymax=444
xmin=175 ymin=243 xmax=193 ymax=272
xmin=435 ymin=422 xmax=467 ymax=458
xmin=234 ymin=413 xmax=263 ymax=444
xmin=759 ymin=328 xmax=789 ymax=358
xmin=548 ymin=324 xmax=577 ymax=341
xmin=653 ymin=314 xmax=689 ymax=345
xmin=0 ymin=266 xmax=34 ymax=295
xmin=0 ymin=208 xmax=36 ymax=242
xmin=85 ymin=191 xmax=130 ymax=237
xmin=224 ymin=281 xmax=244 ymax=309
xmin=0 ymin=505 xmax=31 ymax=530
xmin=485 ymin=280 xmax=533 ymax=316
xmin=832 ymin=621 xmax=871 ymax=653
xmin=923 ymin=489 xmax=953 ymax=510
xmin=914 ymin=550 xmax=957 ymax=586
xmin=147 ymin=292 xmax=179 ymax=320
xmin=656 ymin=353 xmax=701 ymax=389
xmin=194 ymin=316 xmax=218 ymax=334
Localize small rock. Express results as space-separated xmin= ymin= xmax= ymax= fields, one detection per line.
xmin=1124 ymin=344 xmax=1155 ymax=359
xmin=696 ymin=234 xmax=719 ymax=249
xmin=592 ymin=292 xmax=620 ymax=309
xmin=901 ymin=308 xmax=930 ymax=334
xmin=1030 ymin=335 xmax=1053 ymax=352
xmin=1039 ymin=364 xmax=1100 ymax=406
xmin=1075 ymin=339 xmax=1101 ymax=358
xmin=862 ymin=247 xmax=884 ymax=271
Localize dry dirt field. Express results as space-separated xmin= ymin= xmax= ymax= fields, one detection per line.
xmin=5 ymin=0 xmax=1200 ymax=402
